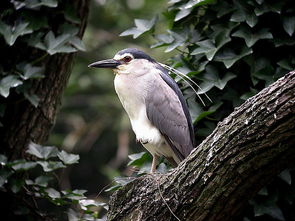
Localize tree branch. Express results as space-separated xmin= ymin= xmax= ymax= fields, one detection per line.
xmin=107 ymin=71 xmax=295 ymax=221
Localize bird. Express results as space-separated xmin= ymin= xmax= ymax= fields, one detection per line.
xmin=88 ymin=48 xmax=195 ymax=173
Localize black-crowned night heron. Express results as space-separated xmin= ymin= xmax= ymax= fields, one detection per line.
xmin=88 ymin=48 xmax=195 ymax=172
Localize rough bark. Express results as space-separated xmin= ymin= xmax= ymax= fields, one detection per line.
xmin=0 ymin=0 xmax=89 ymax=160
xmin=107 ymin=71 xmax=295 ymax=221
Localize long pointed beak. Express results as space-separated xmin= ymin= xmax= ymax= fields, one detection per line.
xmin=88 ymin=59 xmax=121 ymax=69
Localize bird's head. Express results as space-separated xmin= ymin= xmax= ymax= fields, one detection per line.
xmin=88 ymin=48 xmax=157 ymax=75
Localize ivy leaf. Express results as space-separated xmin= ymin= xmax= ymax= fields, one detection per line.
xmin=32 ymin=176 xmax=53 ymax=187
xmin=120 ymin=17 xmax=157 ymax=39
xmin=37 ymin=161 xmax=66 ymax=172
xmin=278 ymin=170 xmax=292 ymax=185
xmin=45 ymin=188 xmax=61 ymax=199
xmin=69 ymin=36 xmax=86 ymax=51
xmin=216 ymin=2 xmax=235 ymax=18
xmin=197 ymin=66 xmax=236 ymax=93
xmin=254 ymin=2 xmax=283 ymax=16
xmin=79 ymin=199 xmax=106 ymax=211
xmin=10 ymin=160 xmax=38 ymax=171
xmin=63 ymin=189 xmax=87 ymax=201
xmin=24 ymin=93 xmax=40 ymax=108
xmin=215 ymin=47 xmax=253 ymax=68
xmin=230 ymin=2 xmax=258 ymax=27
xmin=25 ymin=0 xmax=58 ymax=9
xmin=19 ymin=64 xmax=44 ymax=80
xmin=105 ymin=177 xmax=136 ymax=192
xmin=0 ymin=169 xmax=12 ymax=187
xmin=127 ymin=152 xmax=150 ymax=167
xmin=165 ymin=30 xmax=187 ymax=52
xmin=232 ymin=26 xmax=273 ymax=47
xmin=0 ymin=75 xmax=23 ymax=98
xmin=26 ymin=142 xmax=59 ymax=160
xmin=44 ymin=31 xmax=76 ymax=55
xmin=0 ymin=21 xmax=33 ymax=46
xmin=64 ymin=4 xmax=81 ymax=24
xmin=191 ymin=40 xmax=216 ymax=60
xmin=0 ymin=154 xmax=7 ymax=166
xmin=57 ymin=150 xmax=80 ymax=165
xmin=175 ymin=8 xmax=192 ymax=21
xmin=192 ymin=25 xmax=232 ymax=61
xmin=283 ymin=16 xmax=295 ymax=36
xmin=10 ymin=178 xmax=25 ymax=193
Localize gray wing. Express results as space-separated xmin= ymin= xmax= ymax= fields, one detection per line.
xmin=145 ymin=71 xmax=194 ymax=162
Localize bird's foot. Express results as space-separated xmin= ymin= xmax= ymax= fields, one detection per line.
xmin=136 ymin=138 xmax=151 ymax=144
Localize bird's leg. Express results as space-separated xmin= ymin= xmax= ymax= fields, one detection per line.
xmin=150 ymin=154 xmax=158 ymax=173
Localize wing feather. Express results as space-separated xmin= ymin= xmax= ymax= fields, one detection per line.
xmin=145 ymin=69 xmax=194 ymax=162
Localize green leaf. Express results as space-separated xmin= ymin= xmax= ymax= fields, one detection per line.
xmin=57 ymin=150 xmax=80 ymax=165
xmin=69 ymin=36 xmax=86 ymax=51
xmin=11 ymin=160 xmax=38 ymax=171
xmin=192 ymin=25 xmax=232 ymax=60
xmin=44 ymin=31 xmax=76 ymax=55
xmin=277 ymin=58 xmax=294 ymax=71
xmin=0 ymin=75 xmax=23 ymax=98
xmin=216 ymin=2 xmax=235 ymax=18
xmin=0 ymin=169 xmax=12 ymax=187
xmin=24 ymin=93 xmax=40 ymax=108
xmin=79 ymin=199 xmax=106 ymax=210
xmin=127 ymin=152 xmax=150 ymax=167
xmin=165 ymin=30 xmax=187 ymax=52
xmin=191 ymin=40 xmax=216 ymax=60
xmin=283 ymin=16 xmax=295 ymax=36
xmin=10 ymin=178 xmax=25 ymax=193
xmin=19 ymin=64 xmax=44 ymax=80
xmin=0 ymin=154 xmax=7 ymax=166
xmin=0 ymin=21 xmax=33 ymax=46
xmin=254 ymin=2 xmax=283 ymax=16
xmin=34 ymin=176 xmax=53 ymax=187
xmin=278 ymin=170 xmax=291 ymax=185
xmin=10 ymin=179 xmax=23 ymax=193
xmin=25 ymin=0 xmax=58 ymax=9
xmin=64 ymin=4 xmax=81 ymax=24
xmin=62 ymin=189 xmax=87 ymax=201
xmin=197 ymin=66 xmax=236 ymax=93
xmin=27 ymin=142 xmax=59 ymax=159
xmin=215 ymin=47 xmax=253 ymax=68
xmin=37 ymin=161 xmax=66 ymax=172
xmin=45 ymin=188 xmax=61 ymax=199
xmin=120 ymin=17 xmax=157 ymax=39
xmin=184 ymin=0 xmax=216 ymax=9
xmin=232 ymin=26 xmax=273 ymax=47
xmin=230 ymin=3 xmax=258 ymax=27
xmin=175 ymin=8 xmax=192 ymax=21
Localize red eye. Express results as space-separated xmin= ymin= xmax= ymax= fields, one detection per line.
xmin=122 ymin=56 xmax=132 ymax=63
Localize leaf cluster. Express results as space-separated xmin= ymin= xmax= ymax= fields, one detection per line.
xmin=0 ymin=0 xmax=85 ymax=125
xmin=0 ymin=142 xmax=105 ymax=220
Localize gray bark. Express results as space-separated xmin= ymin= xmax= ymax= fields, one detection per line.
xmin=107 ymin=71 xmax=295 ymax=221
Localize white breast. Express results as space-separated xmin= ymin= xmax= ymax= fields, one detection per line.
xmin=114 ymin=73 xmax=164 ymax=152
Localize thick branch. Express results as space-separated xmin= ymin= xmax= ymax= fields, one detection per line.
xmin=107 ymin=71 xmax=295 ymax=221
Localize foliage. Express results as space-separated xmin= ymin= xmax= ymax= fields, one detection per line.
xmin=0 ymin=0 xmax=85 ymax=121
xmin=118 ymin=0 xmax=295 ymax=220
xmin=123 ymin=0 xmax=294 ymax=142
xmin=0 ymin=142 xmax=106 ymax=220
xmin=0 ymin=1 xmax=98 ymax=220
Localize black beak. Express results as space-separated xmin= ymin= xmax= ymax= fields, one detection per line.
xmin=88 ymin=59 xmax=121 ymax=69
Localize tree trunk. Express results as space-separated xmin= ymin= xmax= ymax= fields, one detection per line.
xmin=0 ymin=0 xmax=89 ymax=160
xmin=107 ymin=71 xmax=295 ymax=221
